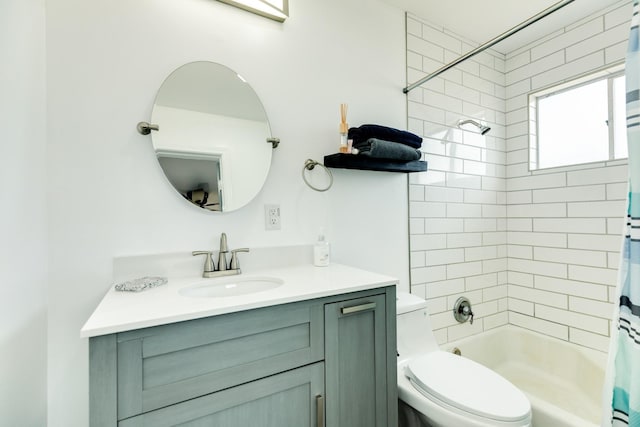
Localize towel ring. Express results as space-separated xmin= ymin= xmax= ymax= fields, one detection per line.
xmin=302 ymin=159 xmax=333 ymax=192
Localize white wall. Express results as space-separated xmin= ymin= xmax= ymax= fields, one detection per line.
xmin=0 ymin=0 xmax=47 ymax=426
xmin=407 ymin=0 xmax=631 ymax=352
xmin=406 ymin=15 xmax=509 ymax=344
xmin=45 ymin=0 xmax=408 ymax=425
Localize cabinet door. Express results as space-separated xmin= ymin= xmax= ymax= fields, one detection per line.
xmin=116 ymin=299 xmax=323 ymax=419
xmin=324 ymin=293 xmax=388 ymax=427
xmin=119 ymin=362 xmax=325 ymax=427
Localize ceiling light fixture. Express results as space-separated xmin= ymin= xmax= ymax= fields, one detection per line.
xmin=217 ymin=0 xmax=288 ymax=22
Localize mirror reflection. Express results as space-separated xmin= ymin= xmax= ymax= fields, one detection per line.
xmin=151 ymin=61 xmax=273 ymax=212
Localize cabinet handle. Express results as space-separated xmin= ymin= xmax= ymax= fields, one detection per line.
xmin=316 ymin=394 xmax=324 ymax=427
xmin=341 ymin=302 xmax=376 ymax=315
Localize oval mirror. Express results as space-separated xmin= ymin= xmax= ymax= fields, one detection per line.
xmin=150 ymin=61 xmax=274 ymax=212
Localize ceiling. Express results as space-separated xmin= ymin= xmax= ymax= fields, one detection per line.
xmin=381 ymin=0 xmax=625 ymax=53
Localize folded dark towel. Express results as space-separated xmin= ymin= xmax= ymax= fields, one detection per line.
xmin=357 ymin=138 xmax=422 ymax=162
xmin=348 ymin=124 xmax=422 ymax=149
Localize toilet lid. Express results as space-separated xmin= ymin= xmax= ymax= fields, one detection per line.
xmin=405 ymin=351 xmax=530 ymax=423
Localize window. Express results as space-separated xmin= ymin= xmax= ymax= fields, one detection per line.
xmin=529 ymin=66 xmax=628 ymax=170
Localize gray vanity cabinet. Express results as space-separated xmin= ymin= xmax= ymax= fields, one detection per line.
xmin=89 ymin=286 xmax=397 ymax=427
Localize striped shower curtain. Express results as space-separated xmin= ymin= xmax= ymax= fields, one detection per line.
xmin=607 ymin=1 xmax=640 ymax=425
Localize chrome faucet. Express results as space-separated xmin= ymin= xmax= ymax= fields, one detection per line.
xmin=192 ymin=233 xmax=250 ymax=278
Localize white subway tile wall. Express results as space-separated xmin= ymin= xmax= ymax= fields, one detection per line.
xmin=407 ymin=12 xmax=509 ymax=346
xmin=407 ymin=0 xmax=630 ymax=353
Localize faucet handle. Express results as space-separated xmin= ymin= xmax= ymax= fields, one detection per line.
xmin=230 ymin=248 xmax=250 ymax=271
xmin=453 ymin=297 xmax=474 ymax=324
xmin=192 ymin=251 xmax=215 ymax=274
xmin=462 ymin=305 xmax=475 ymax=325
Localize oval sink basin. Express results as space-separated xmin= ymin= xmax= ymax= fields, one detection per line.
xmin=179 ymin=276 xmax=284 ymax=298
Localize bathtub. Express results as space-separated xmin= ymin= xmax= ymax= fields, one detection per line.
xmin=445 ymin=325 xmax=607 ymax=427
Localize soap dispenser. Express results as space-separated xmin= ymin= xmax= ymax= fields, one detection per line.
xmin=313 ymin=229 xmax=330 ymax=267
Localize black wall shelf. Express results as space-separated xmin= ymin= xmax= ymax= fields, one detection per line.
xmin=323 ymin=153 xmax=428 ymax=173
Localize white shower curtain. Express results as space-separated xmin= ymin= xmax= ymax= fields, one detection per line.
xmin=604 ymin=1 xmax=640 ymax=425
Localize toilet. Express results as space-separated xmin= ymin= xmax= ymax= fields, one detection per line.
xmin=396 ymin=292 xmax=532 ymax=427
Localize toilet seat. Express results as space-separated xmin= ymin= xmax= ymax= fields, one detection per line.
xmin=405 ymin=351 xmax=530 ymax=424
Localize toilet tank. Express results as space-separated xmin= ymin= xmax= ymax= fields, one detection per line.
xmin=396 ymin=292 xmax=440 ymax=363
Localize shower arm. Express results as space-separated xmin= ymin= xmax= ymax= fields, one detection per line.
xmin=403 ymin=0 xmax=575 ymax=94
xmin=457 ymin=119 xmax=490 ymax=135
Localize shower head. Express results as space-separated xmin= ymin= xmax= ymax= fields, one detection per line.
xmin=457 ymin=119 xmax=491 ymax=135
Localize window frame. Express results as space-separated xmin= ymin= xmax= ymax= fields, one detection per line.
xmin=528 ymin=63 xmax=626 ymax=171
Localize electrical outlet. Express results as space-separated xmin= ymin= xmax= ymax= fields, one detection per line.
xmin=264 ymin=204 xmax=281 ymax=230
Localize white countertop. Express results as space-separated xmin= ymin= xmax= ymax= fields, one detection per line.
xmin=81 ymin=263 xmax=397 ymax=338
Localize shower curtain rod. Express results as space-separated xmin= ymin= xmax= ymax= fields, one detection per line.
xmin=403 ymin=0 xmax=575 ymax=94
